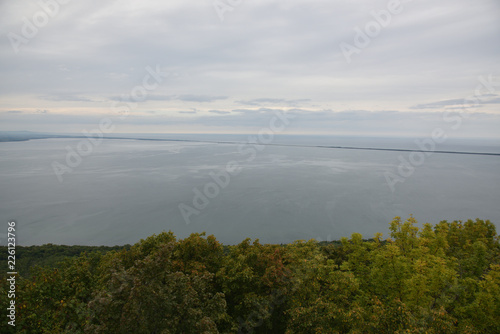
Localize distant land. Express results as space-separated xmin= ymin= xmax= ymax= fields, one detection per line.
xmin=1 ymin=131 xmax=499 ymax=157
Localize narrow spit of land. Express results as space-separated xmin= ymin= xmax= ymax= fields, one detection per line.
xmin=2 ymin=132 xmax=500 ymax=157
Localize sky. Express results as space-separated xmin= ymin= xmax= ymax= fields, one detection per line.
xmin=1 ymin=0 xmax=499 ymax=137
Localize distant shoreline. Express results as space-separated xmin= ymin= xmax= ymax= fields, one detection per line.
xmin=1 ymin=132 xmax=499 ymax=157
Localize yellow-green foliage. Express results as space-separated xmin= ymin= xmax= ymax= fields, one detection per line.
xmin=2 ymin=217 xmax=499 ymax=333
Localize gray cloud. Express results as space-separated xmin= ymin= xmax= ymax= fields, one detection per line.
xmin=209 ymin=110 xmax=231 ymax=114
xmin=177 ymin=95 xmax=227 ymax=103
xmin=0 ymin=0 xmax=499 ymax=136
xmin=411 ymin=94 xmax=500 ymax=109
xmin=236 ymin=98 xmax=285 ymax=106
xmin=142 ymin=95 xmax=173 ymax=101
xmin=108 ymin=94 xmax=227 ymax=103
xmin=236 ymin=98 xmax=312 ymax=106
xmin=410 ymin=99 xmax=469 ymax=109
xmin=3 ymin=107 xmax=500 ymax=138
xmin=109 ymin=94 xmax=173 ymax=102
xmin=483 ymin=97 xmax=500 ymax=104
xmin=40 ymin=94 xmax=97 ymax=102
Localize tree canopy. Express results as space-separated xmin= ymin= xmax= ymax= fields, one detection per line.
xmin=2 ymin=217 xmax=499 ymax=333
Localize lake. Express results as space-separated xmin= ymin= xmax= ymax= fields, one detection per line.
xmin=0 ymin=135 xmax=499 ymax=246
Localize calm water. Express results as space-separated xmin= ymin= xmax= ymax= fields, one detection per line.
xmin=0 ymin=135 xmax=499 ymax=246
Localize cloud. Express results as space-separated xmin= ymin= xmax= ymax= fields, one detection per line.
xmin=108 ymin=94 xmax=227 ymax=103
xmin=209 ymin=110 xmax=231 ymax=114
xmin=410 ymin=94 xmax=500 ymax=109
xmin=410 ymin=99 xmax=467 ymax=109
xmin=7 ymin=110 xmax=23 ymax=113
xmin=0 ymin=0 xmax=499 ymax=136
xmin=177 ymin=95 xmax=228 ymax=103
xmin=143 ymin=95 xmax=173 ymax=101
xmin=236 ymin=98 xmax=312 ymax=106
xmin=231 ymin=108 xmax=281 ymax=114
xmin=237 ymin=98 xmax=287 ymax=106
xmin=108 ymin=94 xmax=174 ymax=103
xmin=483 ymin=97 xmax=500 ymax=104
xmin=57 ymin=65 xmax=70 ymax=72
xmin=2 ymin=108 xmax=500 ymax=138
xmin=40 ymin=95 xmax=97 ymax=102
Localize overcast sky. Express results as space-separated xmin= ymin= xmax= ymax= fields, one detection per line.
xmin=1 ymin=0 xmax=499 ymax=137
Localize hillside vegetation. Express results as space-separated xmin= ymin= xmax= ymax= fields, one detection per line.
xmin=1 ymin=217 xmax=499 ymax=333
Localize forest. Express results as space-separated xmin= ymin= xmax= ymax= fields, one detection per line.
xmin=1 ymin=216 xmax=499 ymax=333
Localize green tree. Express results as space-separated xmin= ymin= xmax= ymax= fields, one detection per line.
xmin=86 ymin=232 xmax=227 ymax=333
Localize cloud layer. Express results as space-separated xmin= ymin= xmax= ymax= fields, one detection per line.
xmin=0 ymin=0 xmax=499 ymax=136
